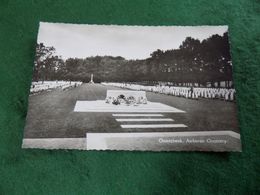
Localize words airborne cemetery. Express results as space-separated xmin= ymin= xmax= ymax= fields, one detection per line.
xmin=23 ymin=23 xmax=241 ymax=151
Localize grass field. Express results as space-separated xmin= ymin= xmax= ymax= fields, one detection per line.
xmin=23 ymin=83 xmax=239 ymax=138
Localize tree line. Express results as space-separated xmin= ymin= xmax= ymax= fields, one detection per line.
xmin=33 ymin=32 xmax=233 ymax=87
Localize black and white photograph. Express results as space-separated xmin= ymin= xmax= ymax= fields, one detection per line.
xmin=23 ymin=22 xmax=241 ymax=151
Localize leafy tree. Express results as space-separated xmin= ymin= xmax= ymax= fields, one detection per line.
xmin=34 ymin=32 xmax=233 ymax=88
xmin=33 ymin=43 xmax=64 ymax=82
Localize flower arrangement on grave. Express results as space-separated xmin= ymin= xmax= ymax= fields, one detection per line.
xmin=105 ymin=94 xmax=147 ymax=105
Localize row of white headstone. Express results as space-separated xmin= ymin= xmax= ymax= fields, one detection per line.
xmin=102 ymin=82 xmax=236 ymax=101
xmin=30 ymin=81 xmax=82 ymax=94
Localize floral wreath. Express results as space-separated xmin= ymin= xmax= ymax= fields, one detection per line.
xmin=105 ymin=94 xmax=147 ymax=105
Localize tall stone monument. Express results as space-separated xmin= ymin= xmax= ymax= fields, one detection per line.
xmin=89 ymin=74 xmax=94 ymax=84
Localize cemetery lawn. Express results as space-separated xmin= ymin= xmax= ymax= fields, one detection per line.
xmin=23 ymin=83 xmax=239 ymax=138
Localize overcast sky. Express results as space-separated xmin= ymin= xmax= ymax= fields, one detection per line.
xmin=37 ymin=22 xmax=228 ymax=60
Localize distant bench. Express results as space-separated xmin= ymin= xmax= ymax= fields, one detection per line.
xmin=106 ymin=90 xmax=146 ymax=100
